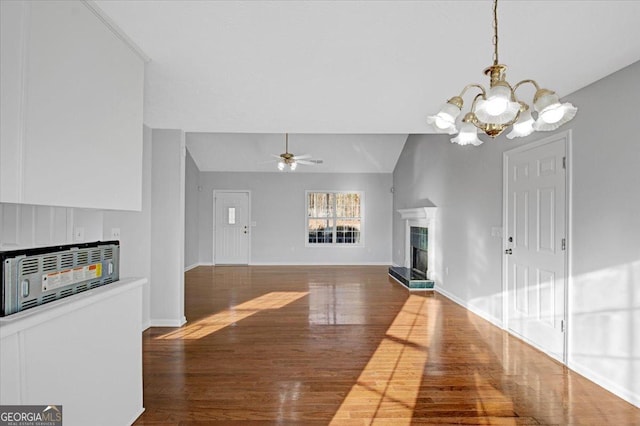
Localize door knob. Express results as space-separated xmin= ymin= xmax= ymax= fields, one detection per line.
xmin=505 ymin=249 xmax=512 ymax=255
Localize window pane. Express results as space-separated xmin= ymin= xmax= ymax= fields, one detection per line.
xmin=336 ymin=219 xmax=360 ymax=244
xmin=308 ymin=218 xmax=334 ymax=243
xmin=228 ymin=207 xmax=236 ymax=225
xmin=308 ymin=193 xmax=335 ymax=218
xmin=336 ymin=193 xmax=360 ymax=218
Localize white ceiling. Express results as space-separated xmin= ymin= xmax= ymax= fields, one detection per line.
xmin=95 ymin=0 xmax=640 ymax=172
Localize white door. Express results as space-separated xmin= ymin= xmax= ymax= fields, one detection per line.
xmin=214 ymin=191 xmax=250 ymax=264
xmin=504 ymin=134 xmax=568 ymax=361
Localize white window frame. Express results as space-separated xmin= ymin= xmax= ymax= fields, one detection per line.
xmin=305 ymin=190 xmax=364 ymax=247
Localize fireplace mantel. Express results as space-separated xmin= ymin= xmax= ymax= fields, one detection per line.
xmin=397 ymin=206 xmax=437 ymax=283
xmin=397 ymin=207 xmax=437 ymax=221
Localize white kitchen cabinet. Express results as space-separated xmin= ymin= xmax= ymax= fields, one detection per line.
xmin=0 ymin=278 xmax=146 ymax=426
xmin=0 ymin=1 xmax=145 ymax=210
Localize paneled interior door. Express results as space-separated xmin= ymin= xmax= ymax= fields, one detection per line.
xmin=214 ymin=191 xmax=250 ymax=264
xmin=504 ymin=134 xmax=568 ymax=362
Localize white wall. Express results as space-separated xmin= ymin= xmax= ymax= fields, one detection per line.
xmin=150 ymin=129 xmax=185 ymax=326
xmin=0 ymin=204 xmax=103 ymax=250
xmin=184 ymin=149 xmax=200 ymax=270
xmin=196 ymin=171 xmax=393 ymax=265
xmin=392 ymin=61 xmax=640 ymax=406
xmin=103 ymin=125 xmax=152 ymax=328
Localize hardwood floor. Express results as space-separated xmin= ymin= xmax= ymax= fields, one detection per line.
xmin=133 ymin=266 xmax=639 ymax=425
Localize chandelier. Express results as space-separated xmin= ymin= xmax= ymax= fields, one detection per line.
xmin=427 ymin=0 xmax=577 ymax=146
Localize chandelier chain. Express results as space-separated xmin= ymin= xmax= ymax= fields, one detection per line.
xmin=492 ymin=0 xmax=499 ymax=65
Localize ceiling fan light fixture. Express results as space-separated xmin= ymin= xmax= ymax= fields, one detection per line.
xmin=274 ymin=133 xmax=321 ymax=172
xmin=428 ymin=0 xmax=577 ymax=143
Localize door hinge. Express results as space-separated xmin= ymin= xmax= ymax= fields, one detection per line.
xmin=561 ymin=238 xmax=566 ymax=251
xmin=561 ymin=319 xmax=565 ymax=332
xmin=562 ymin=156 xmax=566 ymax=169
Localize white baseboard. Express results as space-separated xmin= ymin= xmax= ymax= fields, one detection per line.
xmin=184 ymin=262 xmax=213 ymax=272
xmin=128 ymin=408 xmax=145 ymax=426
xmin=435 ymin=285 xmax=503 ymax=328
xmin=149 ymin=317 xmax=186 ymax=328
xmin=184 ymin=263 xmax=199 ymax=272
xmin=142 ymin=320 xmax=150 ymax=331
xmin=568 ymin=359 xmax=640 ymax=408
xmin=435 ymin=286 xmax=638 ymax=409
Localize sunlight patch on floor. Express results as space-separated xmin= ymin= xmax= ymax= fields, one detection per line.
xmin=330 ymin=295 xmax=439 ymax=424
xmin=157 ymin=291 xmax=308 ymax=340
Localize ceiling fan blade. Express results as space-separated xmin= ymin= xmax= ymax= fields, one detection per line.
xmin=292 ymin=154 xmax=312 ymax=160
xmin=297 ymin=159 xmax=323 ymax=165
xmin=271 ymin=154 xmax=284 ymax=159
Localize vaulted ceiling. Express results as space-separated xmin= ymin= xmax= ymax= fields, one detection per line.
xmin=95 ymin=0 xmax=640 ymax=172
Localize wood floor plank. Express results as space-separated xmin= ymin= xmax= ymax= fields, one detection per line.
xmin=133 ymin=266 xmax=639 ymax=425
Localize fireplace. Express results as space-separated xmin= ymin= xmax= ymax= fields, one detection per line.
xmin=388 ymin=207 xmax=437 ymax=290
xmin=410 ymin=226 xmax=428 ymax=279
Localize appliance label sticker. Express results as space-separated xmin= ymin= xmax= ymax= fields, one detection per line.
xmin=42 ymin=263 xmax=102 ymax=291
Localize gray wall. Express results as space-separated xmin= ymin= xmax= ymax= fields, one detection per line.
xmin=565 ymin=61 xmax=639 ymax=404
xmin=184 ymin=149 xmax=200 ymax=269
xmin=392 ymin=61 xmax=640 ymax=405
xmin=392 ymin=126 xmax=530 ymax=323
xmin=197 ymin=172 xmax=393 ymax=265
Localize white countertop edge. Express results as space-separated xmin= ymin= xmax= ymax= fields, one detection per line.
xmin=0 ymin=277 xmax=147 ymax=338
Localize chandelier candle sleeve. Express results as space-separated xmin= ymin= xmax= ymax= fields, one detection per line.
xmin=427 ymin=0 xmax=577 ymax=144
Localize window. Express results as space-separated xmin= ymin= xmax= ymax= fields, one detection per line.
xmin=307 ymin=191 xmax=362 ymax=245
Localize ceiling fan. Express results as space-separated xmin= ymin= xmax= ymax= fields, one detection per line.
xmin=272 ymin=133 xmax=323 ymax=171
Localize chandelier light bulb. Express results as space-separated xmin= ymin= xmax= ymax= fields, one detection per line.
xmin=506 ymin=108 xmax=534 ymax=139
xmin=539 ymin=104 xmax=565 ymax=124
xmin=277 ymin=161 xmax=285 ymax=171
xmin=290 ymin=161 xmax=297 ymax=171
xmin=427 ymin=100 xmax=461 ymax=134
xmin=435 ymin=115 xmax=451 ymax=130
xmin=475 ymin=82 xmax=520 ymax=125
xmin=451 ymin=122 xmax=483 ymax=146
xmin=533 ymin=88 xmax=578 ymax=131
xmin=533 ymin=103 xmax=577 ymax=131
xmin=484 ymin=85 xmax=511 ymax=115
xmin=484 ymin=98 xmax=508 ymax=116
